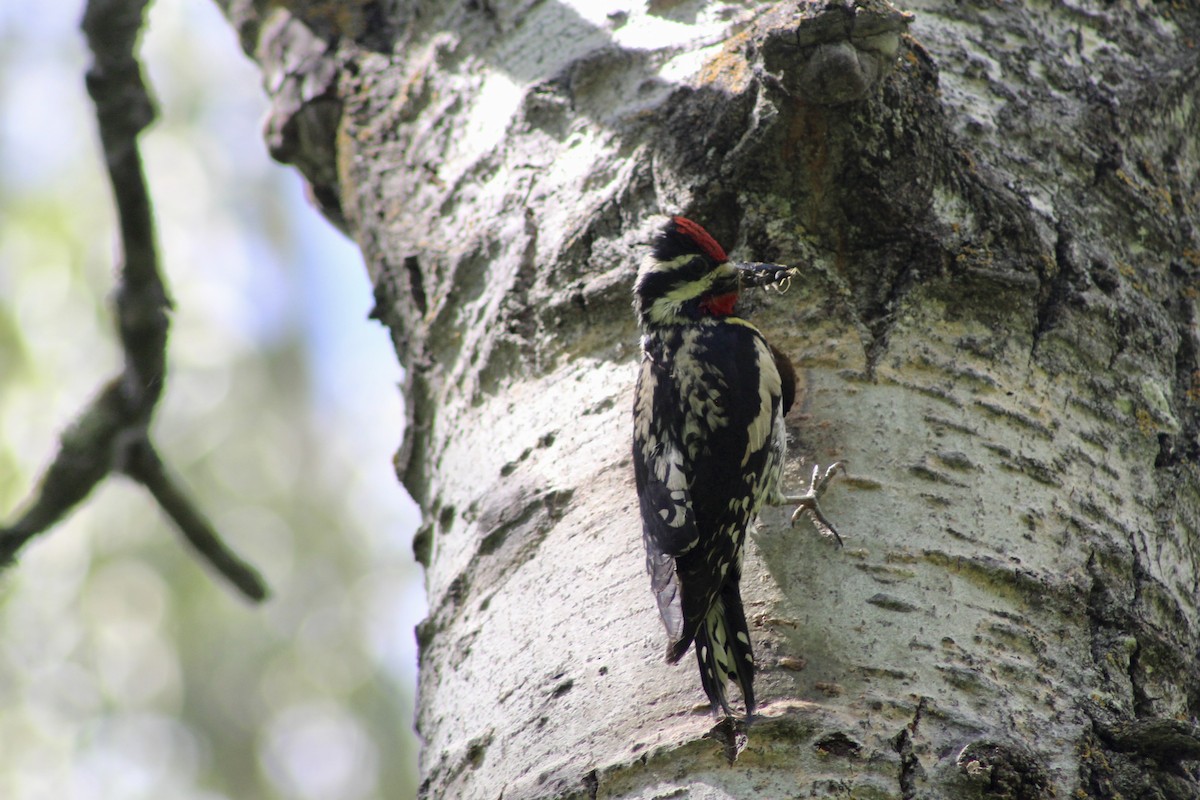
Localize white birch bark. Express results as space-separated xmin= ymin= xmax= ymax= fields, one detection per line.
xmin=222 ymin=0 xmax=1200 ymax=797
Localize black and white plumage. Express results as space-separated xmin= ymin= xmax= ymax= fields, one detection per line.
xmin=631 ymin=216 xmax=840 ymax=719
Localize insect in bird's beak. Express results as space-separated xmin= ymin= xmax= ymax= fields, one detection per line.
xmin=734 ymin=262 xmax=800 ymax=292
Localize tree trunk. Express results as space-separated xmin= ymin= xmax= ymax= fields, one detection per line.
xmin=221 ymin=0 xmax=1200 ymax=797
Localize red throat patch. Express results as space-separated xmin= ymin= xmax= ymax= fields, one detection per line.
xmin=699 ymin=292 xmax=738 ymax=317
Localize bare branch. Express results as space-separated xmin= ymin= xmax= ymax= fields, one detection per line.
xmin=123 ymin=440 xmax=268 ymax=601
xmin=0 ymin=0 xmax=268 ymax=602
xmin=0 ymin=382 xmax=124 ymax=560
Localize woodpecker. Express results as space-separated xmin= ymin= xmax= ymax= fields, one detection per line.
xmin=632 ymin=216 xmax=842 ymax=719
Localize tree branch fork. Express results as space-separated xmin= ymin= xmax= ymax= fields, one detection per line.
xmin=0 ymin=0 xmax=266 ymax=601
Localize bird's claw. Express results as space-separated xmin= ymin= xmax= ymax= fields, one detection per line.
xmin=782 ymin=462 xmax=845 ymax=547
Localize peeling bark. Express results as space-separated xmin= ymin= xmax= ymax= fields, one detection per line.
xmin=218 ymin=0 xmax=1200 ymax=797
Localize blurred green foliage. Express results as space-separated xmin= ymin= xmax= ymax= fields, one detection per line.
xmin=0 ymin=2 xmax=422 ymax=798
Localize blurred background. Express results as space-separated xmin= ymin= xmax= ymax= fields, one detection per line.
xmin=0 ymin=1 xmax=424 ymax=798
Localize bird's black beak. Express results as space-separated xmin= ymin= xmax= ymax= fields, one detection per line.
xmin=735 ymin=262 xmax=797 ymax=288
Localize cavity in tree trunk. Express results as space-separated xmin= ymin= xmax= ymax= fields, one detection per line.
xmin=222 ymin=1 xmax=1200 ymax=797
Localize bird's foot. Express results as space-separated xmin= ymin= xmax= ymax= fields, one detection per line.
xmin=780 ymin=462 xmax=845 ymax=547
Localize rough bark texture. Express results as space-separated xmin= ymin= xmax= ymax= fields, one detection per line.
xmin=219 ymin=0 xmax=1200 ymax=797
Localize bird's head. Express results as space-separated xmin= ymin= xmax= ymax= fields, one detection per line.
xmin=634 ymin=216 xmax=794 ymax=327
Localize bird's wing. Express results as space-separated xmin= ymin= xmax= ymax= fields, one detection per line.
xmin=634 ymin=352 xmax=700 ymax=652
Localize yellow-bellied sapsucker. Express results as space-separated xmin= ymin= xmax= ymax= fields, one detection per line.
xmin=632 ymin=216 xmax=842 ymax=719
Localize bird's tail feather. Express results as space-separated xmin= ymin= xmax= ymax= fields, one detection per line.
xmin=693 ymin=587 xmax=755 ymax=717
